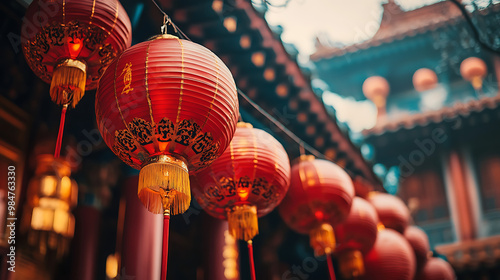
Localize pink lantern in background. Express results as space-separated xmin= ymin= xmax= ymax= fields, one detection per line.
xmin=460 ymin=57 xmax=487 ymax=90
xmin=413 ymin=68 xmax=438 ymax=92
xmin=363 ymin=76 xmax=390 ymax=120
xmin=368 ymin=192 xmax=411 ymax=234
xmin=404 ymin=226 xmax=431 ymax=271
xmin=415 ymin=257 xmax=456 ymax=280
xmin=362 ymin=229 xmax=416 ymax=280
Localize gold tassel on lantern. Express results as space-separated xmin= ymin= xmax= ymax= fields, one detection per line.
xmin=310 ymin=223 xmax=336 ymax=256
xmin=338 ymin=250 xmax=365 ymax=279
xmin=138 ymin=155 xmax=191 ymax=215
xmin=227 ymin=204 xmax=259 ymax=241
xmin=50 ymin=59 xmax=87 ymax=108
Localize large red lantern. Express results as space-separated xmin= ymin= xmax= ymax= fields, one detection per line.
xmin=22 ymin=0 xmax=132 ymax=157
xmin=368 ymin=192 xmax=410 ymax=234
xmin=404 ymin=226 xmax=430 ymax=271
xmin=191 ymin=122 xmax=290 ymax=279
xmin=415 ymin=257 xmax=455 ymax=280
xmin=96 ymin=34 xmax=239 ymax=279
xmin=279 ymin=156 xmax=354 ymax=279
xmin=335 ymin=197 xmax=379 ymax=279
xmin=362 ymin=229 xmax=416 ymax=280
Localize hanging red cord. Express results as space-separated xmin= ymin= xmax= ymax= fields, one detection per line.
xmin=161 ymin=212 xmax=170 ymax=280
xmin=326 ymin=253 xmax=336 ymax=280
xmin=54 ymin=104 xmax=68 ymax=158
xmin=247 ymin=240 xmax=256 ymax=280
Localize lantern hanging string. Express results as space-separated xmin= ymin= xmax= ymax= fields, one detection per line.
xmin=149 ymin=0 xmax=326 ymax=159
xmin=161 ymin=213 xmax=170 ymax=280
xmin=247 ymin=240 xmax=257 ymax=280
xmin=54 ymin=104 xmax=68 ymax=158
xmin=326 ymin=253 xmax=336 ymax=280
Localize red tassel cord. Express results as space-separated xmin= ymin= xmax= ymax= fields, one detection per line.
xmin=247 ymin=240 xmax=256 ymax=280
xmin=161 ymin=212 xmax=170 ymax=280
xmin=54 ymin=104 xmax=68 ymax=158
xmin=326 ymin=253 xmax=336 ymax=280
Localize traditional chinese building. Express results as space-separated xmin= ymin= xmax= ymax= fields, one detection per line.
xmin=312 ymin=0 xmax=500 ymax=278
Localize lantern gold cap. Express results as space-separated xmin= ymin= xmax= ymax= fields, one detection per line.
xmin=149 ymin=34 xmax=179 ymax=41
xmin=237 ymin=122 xmax=253 ymax=128
xmin=293 ymin=154 xmax=315 ymax=165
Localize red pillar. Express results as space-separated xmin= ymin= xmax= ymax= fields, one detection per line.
xmin=120 ymin=176 xmax=162 ymax=280
xmin=444 ymin=152 xmax=477 ymax=241
xmin=70 ymin=206 xmax=101 ymax=280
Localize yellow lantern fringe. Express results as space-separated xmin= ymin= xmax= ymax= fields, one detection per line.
xmin=227 ymin=204 xmax=258 ymax=241
xmin=309 ymin=223 xmax=336 ymax=256
xmin=338 ymin=250 xmax=365 ymax=279
xmin=138 ymin=155 xmax=191 ymax=215
xmin=471 ymin=76 xmax=483 ymax=90
xmin=50 ymin=59 xmax=87 ymax=108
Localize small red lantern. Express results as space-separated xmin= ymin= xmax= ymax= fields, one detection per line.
xmin=335 ymin=197 xmax=379 ymax=279
xmin=191 ymin=122 xmax=291 ymax=241
xmin=413 ymin=68 xmax=438 ymax=92
xmin=460 ymin=57 xmax=487 ymax=90
xmin=22 ymin=0 xmax=132 ymax=157
xmin=96 ymin=34 xmax=239 ymax=279
xmin=362 ymin=229 xmax=416 ymax=280
xmin=404 ymin=226 xmax=430 ymax=271
xmin=369 ymin=192 xmax=410 ymax=234
xmin=415 ymin=257 xmax=455 ymax=280
xmin=279 ymin=156 xmax=355 ymax=255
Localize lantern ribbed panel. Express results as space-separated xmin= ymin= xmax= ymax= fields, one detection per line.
xmin=404 ymin=226 xmax=431 ymax=271
xmin=96 ymin=35 xmax=239 ymax=172
xmin=279 ymin=157 xmax=355 ymax=235
xmin=335 ymin=197 xmax=379 ymax=255
xmin=369 ymin=193 xmax=410 ymax=234
xmin=191 ymin=124 xmax=291 ymax=220
xmin=415 ymin=257 xmax=455 ymax=280
xmin=362 ymin=229 xmax=416 ymax=280
xmin=22 ymin=0 xmax=132 ymax=90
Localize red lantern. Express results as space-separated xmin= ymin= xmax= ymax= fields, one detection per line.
xmin=404 ymin=226 xmax=430 ymax=271
xmin=191 ymin=122 xmax=290 ymax=241
xmin=335 ymin=197 xmax=379 ymax=279
xmin=279 ymin=156 xmax=354 ymax=255
xmin=96 ymin=34 xmax=239 ymax=279
xmin=22 ymin=0 xmax=132 ymax=157
xmin=415 ymin=257 xmax=455 ymax=280
xmin=460 ymin=57 xmax=487 ymax=90
xmin=362 ymin=229 xmax=416 ymax=280
xmin=413 ymin=68 xmax=438 ymax=92
xmin=191 ymin=123 xmax=290 ymax=280
xmin=368 ymin=192 xmax=410 ymax=234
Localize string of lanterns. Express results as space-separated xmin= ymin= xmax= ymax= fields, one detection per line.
xmin=19 ymin=0 xmax=459 ymax=279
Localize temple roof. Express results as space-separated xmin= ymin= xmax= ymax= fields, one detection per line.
xmin=363 ymin=94 xmax=500 ymax=136
xmin=311 ymin=1 xmax=462 ymax=61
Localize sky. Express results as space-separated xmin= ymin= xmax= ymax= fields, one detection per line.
xmin=265 ymin=0 xmax=442 ymax=56
xmin=264 ymin=0 xmax=442 ymax=132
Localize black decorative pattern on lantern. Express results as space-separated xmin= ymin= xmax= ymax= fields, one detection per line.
xmin=128 ymin=118 xmax=154 ymax=145
xmin=200 ymin=176 xmax=280 ymax=208
xmin=22 ymin=21 xmax=117 ymax=88
xmin=156 ymin=118 xmax=175 ymax=142
xmin=113 ymin=118 xmax=220 ymax=169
